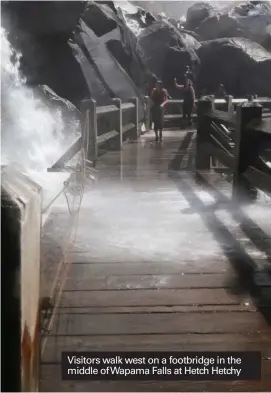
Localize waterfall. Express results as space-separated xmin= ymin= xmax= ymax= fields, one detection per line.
xmin=1 ymin=27 xmax=80 ymax=173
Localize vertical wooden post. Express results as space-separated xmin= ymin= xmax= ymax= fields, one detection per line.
xmin=112 ymin=98 xmax=123 ymax=150
xmin=129 ymin=97 xmax=139 ymax=139
xmin=232 ymin=102 xmax=262 ymax=202
xmin=196 ymin=98 xmax=213 ymax=170
xmin=88 ymin=99 xmax=97 ymax=166
xmin=226 ymin=95 xmax=233 ymax=114
xmin=2 ymin=168 xmax=42 ymax=392
xmin=80 ymin=100 xmax=89 ymax=159
xmin=144 ymin=96 xmax=151 ymax=132
xmin=210 ymin=95 xmax=215 ymax=110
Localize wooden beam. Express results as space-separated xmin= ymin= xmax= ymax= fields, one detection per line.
xmin=244 ymin=166 xmax=271 ymax=195
xmin=47 ymin=136 xmax=82 ymax=171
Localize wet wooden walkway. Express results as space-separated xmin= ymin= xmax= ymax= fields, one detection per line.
xmin=41 ymin=130 xmax=271 ymax=391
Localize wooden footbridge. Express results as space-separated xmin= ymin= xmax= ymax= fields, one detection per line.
xmin=2 ymin=95 xmax=271 ymax=392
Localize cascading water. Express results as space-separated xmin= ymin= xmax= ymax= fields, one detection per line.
xmin=1 ymin=27 xmax=81 ymax=174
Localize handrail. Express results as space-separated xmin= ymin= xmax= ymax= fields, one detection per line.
xmin=196 ymin=97 xmax=271 ymax=200
xmin=156 ymin=96 xmax=271 ymax=114
xmin=47 ymin=96 xmax=140 ymax=171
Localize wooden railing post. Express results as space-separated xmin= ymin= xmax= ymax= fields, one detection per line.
xmin=232 ymin=102 xmax=262 ymax=202
xmin=87 ymin=99 xmax=97 ymax=166
xmin=112 ymin=98 xmax=123 ymax=150
xmin=196 ymin=97 xmax=213 ymax=170
xmin=226 ymin=95 xmax=233 ymax=114
xmin=129 ymin=97 xmax=139 ymax=139
xmin=210 ymin=95 xmax=215 ymax=110
xmin=144 ymin=96 xmax=151 ymax=132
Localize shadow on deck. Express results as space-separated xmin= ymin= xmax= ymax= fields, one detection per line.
xmin=168 ymin=131 xmax=271 ymax=323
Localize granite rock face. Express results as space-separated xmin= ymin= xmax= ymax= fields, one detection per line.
xmin=196 ymin=37 xmax=271 ymax=97
xmin=2 ymin=0 xmax=149 ymax=120
xmin=138 ymin=20 xmax=201 ymax=86
xmin=190 ymin=1 xmax=271 ymax=51
xmin=185 ymin=2 xmax=214 ymax=31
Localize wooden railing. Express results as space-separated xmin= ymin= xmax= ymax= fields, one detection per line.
xmin=47 ymin=97 xmax=139 ymax=171
xmin=196 ymin=97 xmax=271 ymax=200
xmin=144 ymin=95 xmax=271 ymax=130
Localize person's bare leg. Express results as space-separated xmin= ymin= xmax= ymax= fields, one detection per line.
xmin=159 ymin=129 xmax=163 ymax=141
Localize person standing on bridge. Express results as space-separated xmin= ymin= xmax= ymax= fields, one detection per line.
xmin=184 ymin=65 xmax=195 ymax=87
xmin=216 ymin=84 xmax=226 ymax=98
xmin=174 ymin=77 xmax=195 ymax=126
xmin=151 ymin=80 xmax=168 ymax=142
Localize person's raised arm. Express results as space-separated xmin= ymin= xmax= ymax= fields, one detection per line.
xmin=174 ymin=78 xmax=184 ymax=90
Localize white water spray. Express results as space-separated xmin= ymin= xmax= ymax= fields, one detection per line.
xmin=1 ymin=27 xmax=80 ymax=173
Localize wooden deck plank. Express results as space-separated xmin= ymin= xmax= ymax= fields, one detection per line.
xmin=63 ymin=273 xmax=236 ymax=291
xmin=66 ymin=261 xmax=230 ymax=275
xmin=54 ymin=304 xmax=257 ymax=314
xmin=50 ymin=312 xmax=270 ymax=335
xmin=60 ymin=288 xmax=243 ymax=308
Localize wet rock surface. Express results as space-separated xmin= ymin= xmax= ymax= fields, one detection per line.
xmin=196 ymin=37 xmax=271 ymax=97
xmin=138 ymin=20 xmax=201 ymax=82
xmin=185 ymin=2 xmax=214 ymax=31
xmin=191 ymin=1 xmax=271 ymax=49
xmin=2 ymin=0 xmax=149 ymax=117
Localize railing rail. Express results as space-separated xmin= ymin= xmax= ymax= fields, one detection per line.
xmin=196 ymin=97 xmax=271 ymax=199
xmin=47 ymin=96 xmax=139 ymax=171
xmin=144 ymin=95 xmax=271 ymax=131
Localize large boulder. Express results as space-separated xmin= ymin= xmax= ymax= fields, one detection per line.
xmin=196 ymin=37 xmax=271 ymax=97
xmin=196 ymin=14 xmax=243 ymax=40
xmin=138 ymin=20 xmax=201 ymax=81
xmin=2 ymin=0 xmax=149 ymax=119
xmin=1 ymin=1 xmax=86 ymax=35
xmin=124 ymin=6 xmax=156 ymax=28
xmin=72 ymin=19 xmax=144 ymax=113
xmin=194 ymin=1 xmax=271 ymax=51
xmin=185 ymin=2 xmax=214 ymax=31
xmin=262 ymin=24 xmax=271 ymax=51
xmin=162 ymin=46 xmax=200 ymax=95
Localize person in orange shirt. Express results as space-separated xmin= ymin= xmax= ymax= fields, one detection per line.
xmin=151 ymin=81 xmax=168 ymax=142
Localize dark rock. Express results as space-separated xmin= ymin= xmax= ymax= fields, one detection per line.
xmin=75 ymin=20 xmax=140 ymax=100
xmin=262 ymin=26 xmax=271 ymax=51
xmin=33 ymin=85 xmax=83 ymax=135
xmin=112 ymin=6 xmax=153 ymax=90
xmin=138 ymin=20 xmax=201 ymax=80
xmin=82 ymin=2 xmax=118 ymax=37
xmin=194 ymin=1 xmax=271 ymax=51
xmin=124 ymin=6 xmax=156 ymax=28
xmin=2 ymin=21 xmax=90 ymax=106
xmin=97 ymin=1 xmax=118 ymax=14
xmin=196 ymin=37 xmax=271 ymax=97
xmin=162 ymin=46 xmax=200 ymax=95
xmin=178 ymin=28 xmax=201 ymax=42
xmin=72 ymin=17 xmax=144 ymax=119
xmin=1 ymin=1 xmax=86 ymax=35
xmin=196 ymin=14 xmax=243 ymax=41
xmin=2 ymin=0 xmax=150 ymax=120
xmin=185 ymin=2 xmax=214 ymax=31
